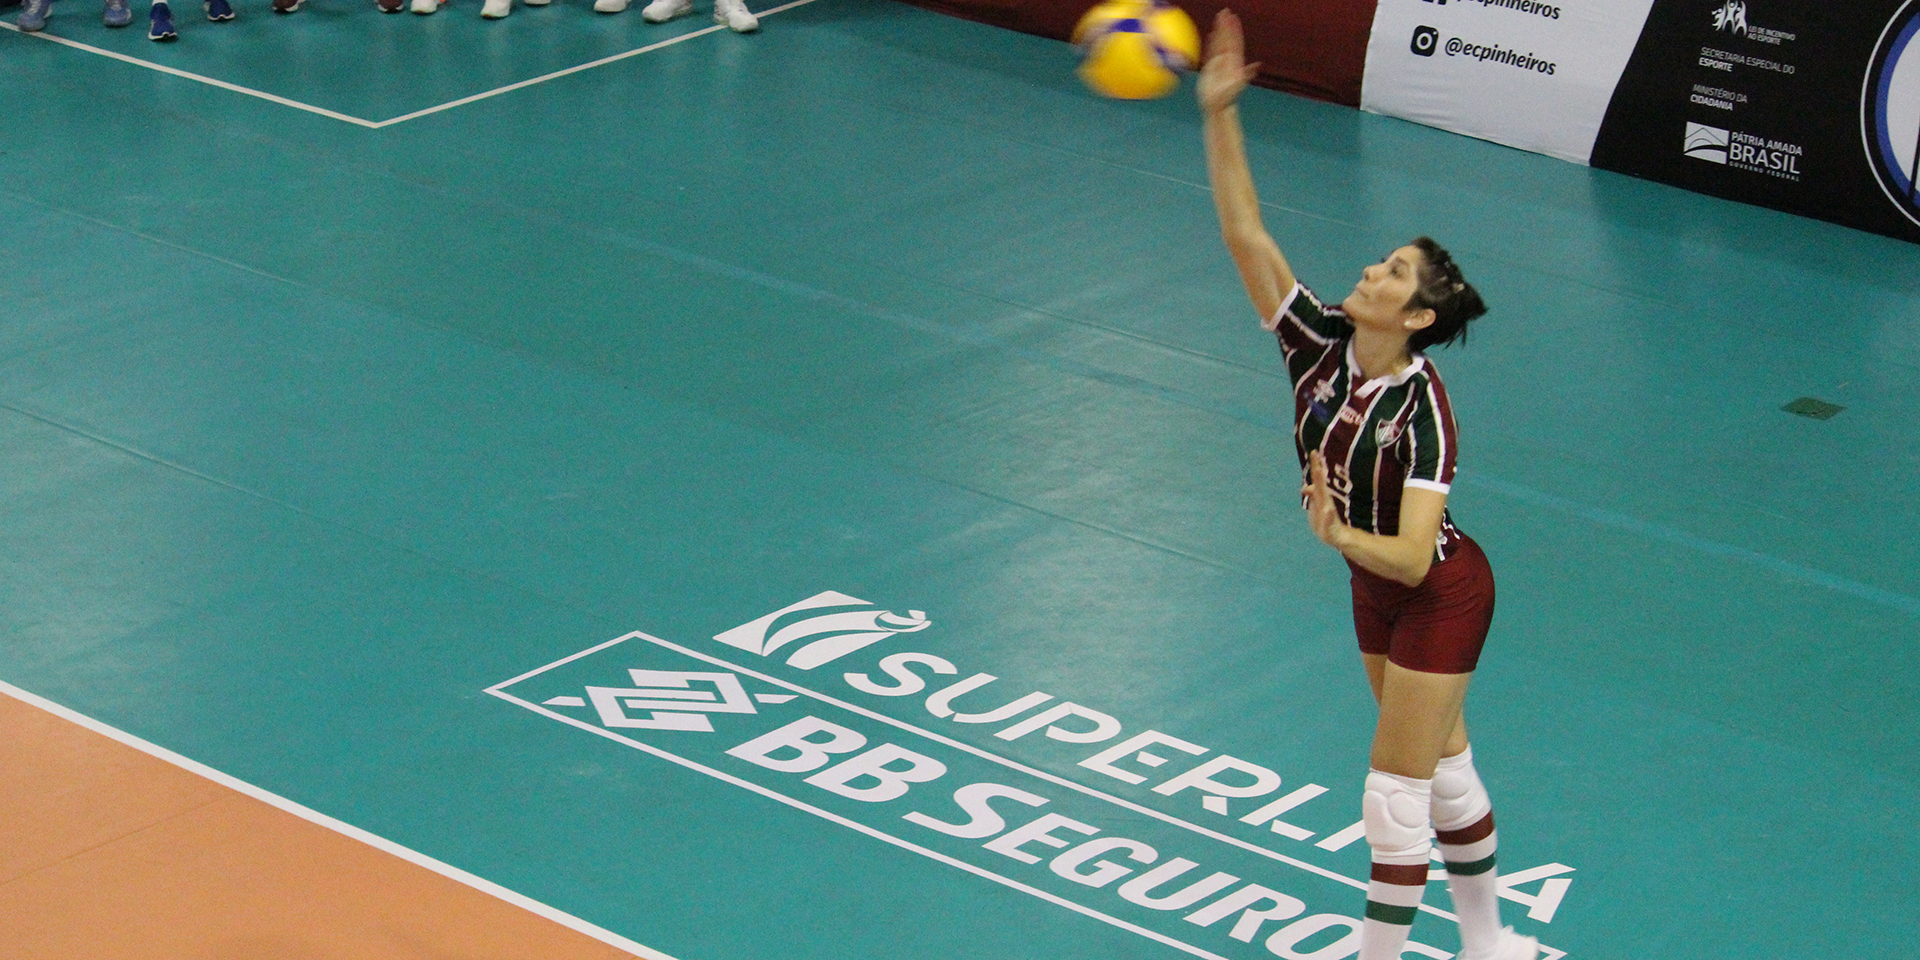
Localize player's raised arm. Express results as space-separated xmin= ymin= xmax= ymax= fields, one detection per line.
xmin=1199 ymin=9 xmax=1294 ymax=324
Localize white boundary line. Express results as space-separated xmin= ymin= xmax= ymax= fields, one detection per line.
xmin=367 ymin=22 xmax=728 ymax=127
xmin=0 ymin=0 xmax=824 ymax=128
xmin=486 ymin=677 xmax=1242 ymax=960
xmin=0 ymin=19 xmax=380 ymax=126
xmin=0 ymin=677 xmax=676 ymax=960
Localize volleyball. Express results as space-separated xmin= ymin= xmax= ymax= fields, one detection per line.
xmin=1071 ymin=0 xmax=1201 ymax=101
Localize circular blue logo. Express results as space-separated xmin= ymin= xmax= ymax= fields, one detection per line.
xmin=1864 ymin=0 xmax=1920 ymax=227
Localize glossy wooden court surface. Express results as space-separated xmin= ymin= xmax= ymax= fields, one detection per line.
xmin=1 ymin=2 xmax=1915 ymax=958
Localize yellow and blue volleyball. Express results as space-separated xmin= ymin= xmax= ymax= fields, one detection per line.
xmin=1072 ymin=0 xmax=1201 ymax=101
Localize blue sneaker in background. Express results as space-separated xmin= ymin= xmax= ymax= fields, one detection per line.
xmin=103 ymin=0 xmax=132 ymax=26
xmin=17 ymin=0 xmax=52 ymax=31
xmin=205 ymin=0 xmax=232 ymax=19
xmin=147 ymin=1 xmax=177 ymax=39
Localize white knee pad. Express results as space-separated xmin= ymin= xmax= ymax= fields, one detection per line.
xmin=1430 ymin=748 xmax=1493 ymax=833
xmin=1362 ymin=769 xmax=1433 ymax=865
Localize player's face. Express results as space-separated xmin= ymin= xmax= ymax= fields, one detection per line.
xmin=1342 ymin=245 xmax=1426 ymax=327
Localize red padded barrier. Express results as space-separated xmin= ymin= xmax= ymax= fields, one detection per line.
xmin=895 ymin=0 xmax=1378 ymax=106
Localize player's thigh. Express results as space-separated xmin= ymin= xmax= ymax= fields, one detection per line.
xmin=1362 ymin=652 xmax=1388 ymax=704
xmin=1370 ymin=663 xmax=1473 ymax=779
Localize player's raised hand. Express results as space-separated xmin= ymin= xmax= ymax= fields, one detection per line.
xmin=1197 ymin=8 xmax=1260 ymax=115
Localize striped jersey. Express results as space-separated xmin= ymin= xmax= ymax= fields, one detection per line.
xmin=1267 ymin=284 xmax=1465 ymax=560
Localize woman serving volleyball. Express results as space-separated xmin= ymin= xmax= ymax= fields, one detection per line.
xmin=1198 ymin=11 xmax=1537 ymax=960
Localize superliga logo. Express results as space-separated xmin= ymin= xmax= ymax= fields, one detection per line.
xmin=487 ymin=591 xmax=1580 ymax=960
xmin=713 ymin=590 xmax=930 ymax=669
xmin=1863 ymin=0 xmax=1920 ymax=228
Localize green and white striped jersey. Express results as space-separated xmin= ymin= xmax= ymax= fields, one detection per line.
xmin=1267 ymin=284 xmax=1465 ymax=560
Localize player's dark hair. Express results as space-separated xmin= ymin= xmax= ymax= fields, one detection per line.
xmin=1404 ymin=237 xmax=1487 ymax=351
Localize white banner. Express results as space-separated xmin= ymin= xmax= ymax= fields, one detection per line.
xmin=1359 ymin=0 xmax=1658 ymax=164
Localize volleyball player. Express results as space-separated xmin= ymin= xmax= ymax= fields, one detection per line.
xmin=1198 ymin=11 xmax=1537 ymax=960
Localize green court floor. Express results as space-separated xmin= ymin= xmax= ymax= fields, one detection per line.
xmin=2 ymin=1 xmax=1916 ymax=957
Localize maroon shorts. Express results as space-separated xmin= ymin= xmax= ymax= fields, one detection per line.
xmin=1348 ymin=535 xmax=1496 ymax=674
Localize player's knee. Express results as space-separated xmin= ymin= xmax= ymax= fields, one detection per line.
xmin=1362 ymin=769 xmax=1432 ymax=863
xmin=1430 ymin=748 xmax=1492 ymax=831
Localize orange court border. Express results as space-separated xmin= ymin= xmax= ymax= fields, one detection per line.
xmin=0 ymin=679 xmax=665 ymax=959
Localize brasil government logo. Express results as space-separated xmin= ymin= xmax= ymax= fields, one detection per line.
xmin=1864 ymin=0 xmax=1920 ymax=228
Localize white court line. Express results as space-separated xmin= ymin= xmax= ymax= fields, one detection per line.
xmin=486 ymin=680 xmax=1245 ymax=960
xmin=0 ymin=677 xmax=677 ymax=960
xmin=369 ymin=22 xmax=727 ymax=127
xmin=372 ymin=0 xmax=826 ymax=126
xmin=0 ymin=19 xmax=380 ymax=126
xmin=0 ymin=0 xmax=823 ymax=128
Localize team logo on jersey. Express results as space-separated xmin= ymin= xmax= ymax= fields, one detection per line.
xmin=1375 ymin=420 xmax=1404 ymax=446
xmin=1307 ymin=379 xmax=1338 ymax=423
xmin=1863 ymin=1 xmax=1920 ymax=229
xmin=714 ymin=590 xmax=931 ymax=670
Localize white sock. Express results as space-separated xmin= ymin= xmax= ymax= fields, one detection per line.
xmin=1432 ymin=748 xmax=1503 ymax=957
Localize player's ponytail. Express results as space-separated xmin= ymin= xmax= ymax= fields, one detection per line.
xmin=1405 ymin=237 xmax=1487 ymax=351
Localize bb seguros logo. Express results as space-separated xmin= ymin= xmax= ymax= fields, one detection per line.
xmin=485 ymin=591 xmax=1578 ymax=960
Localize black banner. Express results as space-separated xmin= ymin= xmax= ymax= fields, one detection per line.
xmin=1591 ymin=0 xmax=1920 ymax=243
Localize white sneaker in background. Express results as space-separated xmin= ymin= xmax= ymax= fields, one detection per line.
xmin=409 ymin=0 xmax=437 ymax=14
xmin=481 ymin=0 xmax=509 ymax=17
xmin=712 ymin=0 xmax=754 ymax=31
xmin=640 ymin=0 xmax=688 ymax=21
xmin=593 ymin=0 xmax=628 ymax=12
